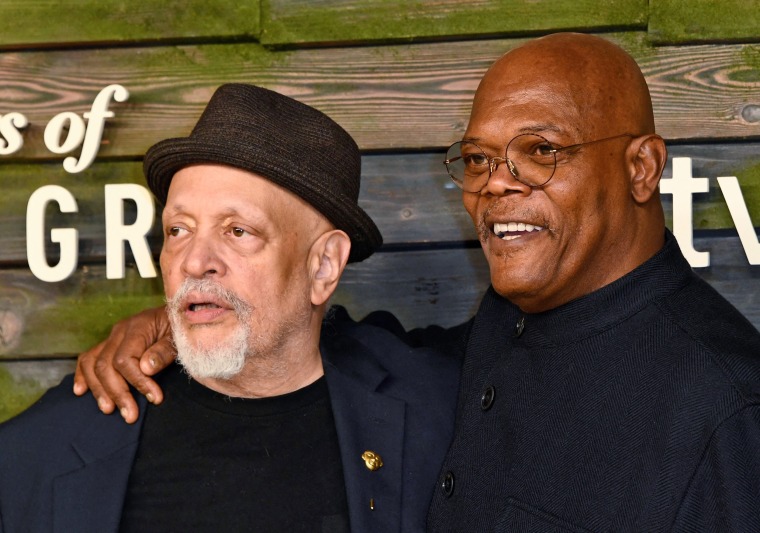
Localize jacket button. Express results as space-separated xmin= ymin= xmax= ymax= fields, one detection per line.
xmin=514 ymin=316 xmax=525 ymax=337
xmin=481 ymin=386 xmax=495 ymax=411
xmin=442 ymin=471 xmax=455 ymax=497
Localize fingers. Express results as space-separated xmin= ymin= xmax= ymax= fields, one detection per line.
xmin=135 ymin=336 xmax=178 ymax=406
xmin=74 ymin=306 xmax=173 ymax=424
xmin=92 ymin=346 xmax=139 ymax=422
xmin=141 ymin=336 xmax=177 ymax=376
xmin=97 ymin=307 xmax=171 ymax=422
xmin=73 ymin=344 xmax=97 ymax=396
xmin=75 ymin=338 xmax=120 ymax=415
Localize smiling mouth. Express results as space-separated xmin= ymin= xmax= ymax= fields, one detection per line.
xmin=493 ymin=222 xmax=545 ymax=241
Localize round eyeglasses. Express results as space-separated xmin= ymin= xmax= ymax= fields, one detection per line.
xmin=444 ymin=133 xmax=634 ymax=191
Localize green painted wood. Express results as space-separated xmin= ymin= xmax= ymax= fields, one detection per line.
xmin=0 ymin=1 xmax=260 ymax=48
xmin=260 ymin=0 xmax=647 ymax=46
xmin=1 ymin=34 xmax=759 ymax=161
xmin=649 ymin=0 xmax=760 ymax=44
xmin=2 ymin=231 xmax=760 ymax=361
xmin=0 ymin=249 xmax=488 ymax=360
xmin=0 ymin=266 xmax=165 ymax=359
xmin=1 ymin=144 xmax=759 ymax=264
xmin=0 ymin=360 xmax=75 ymax=423
xmin=1 ymin=232 xmax=760 ymax=423
xmin=0 ymin=161 xmax=162 ymax=264
xmin=661 ymin=143 xmax=760 ymax=230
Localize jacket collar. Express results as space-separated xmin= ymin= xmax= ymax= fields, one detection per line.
xmin=478 ymin=229 xmax=692 ymax=348
xmin=52 ymin=395 xmax=148 ymax=533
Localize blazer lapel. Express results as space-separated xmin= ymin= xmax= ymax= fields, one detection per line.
xmin=324 ymin=353 xmax=407 ymax=533
xmin=52 ymin=397 xmax=146 ymax=533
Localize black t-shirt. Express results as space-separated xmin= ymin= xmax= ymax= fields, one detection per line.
xmin=119 ymin=363 xmax=349 ymax=533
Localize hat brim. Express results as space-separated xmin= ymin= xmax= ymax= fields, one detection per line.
xmin=144 ymin=136 xmax=383 ymax=263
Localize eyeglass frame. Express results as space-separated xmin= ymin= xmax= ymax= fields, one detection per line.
xmin=444 ymin=132 xmax=635 ymax=191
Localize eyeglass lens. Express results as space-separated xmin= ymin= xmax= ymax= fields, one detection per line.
xmin=444 ymin=134 xmax=558 ymax=190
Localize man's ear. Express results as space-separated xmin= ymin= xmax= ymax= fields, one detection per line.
xmin=629 ymin=133 xmax=667 ymax=204
xmin=308 ymin=229 xmax=352 ymax=306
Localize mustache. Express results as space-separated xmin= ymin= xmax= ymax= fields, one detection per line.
xmin=167 ymin=278 xmax=252 ymax=319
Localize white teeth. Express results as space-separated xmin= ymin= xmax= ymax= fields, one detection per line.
xmin=493 ymin=222 xmax=545 ymax=239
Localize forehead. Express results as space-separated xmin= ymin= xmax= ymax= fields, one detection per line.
xmin=164 ymin=164 xmax=309 ymax=222
xmin=465 ymin=79 xmax=584 ymax=146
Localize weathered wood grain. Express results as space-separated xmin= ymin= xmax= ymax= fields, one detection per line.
xmin=260 ymin=0 xmax=647 ymax=46
xmin=0 ymin=360 xmax=75 ymax=423
xmin=649 ymin=0 xmax=760 ymax=44
xmin=0 ymin=1 xmax=260 ymax=48
xmin=1 ymin=34 xmax=759 ymax=160
xmin=1 ymin=144 xmax=759 ymax=264
xmin=2 ymin=233 xmax=759 ymax=422
xmin=1 ymin=232 xmax=759 ymax=361
xmin=0 ymin=249 xmax=489 ymax=360
xmin=0 ymin=266 xmax=165 ymax=358
xmin=694 ymin=235 xmax=760 ymax=327
xmin=333 ymin=247 xmax=490 ymax=330
xmin=0 ymin=161 xmax=162 ymax=265
xmin=660 ymin=142 xmax=760 ymax=230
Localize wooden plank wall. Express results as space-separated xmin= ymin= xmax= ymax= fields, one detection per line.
xmin=1 ymin=0 xmax=760 ymax=421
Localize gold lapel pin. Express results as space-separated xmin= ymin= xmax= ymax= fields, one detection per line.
xmin=361 ymin=450 xmax=383 ymax=471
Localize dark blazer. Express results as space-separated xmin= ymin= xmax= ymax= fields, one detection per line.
xmin=0 ymin=308 xmax=461 ymax=533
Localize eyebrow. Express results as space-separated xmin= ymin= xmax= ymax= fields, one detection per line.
xmin=517 ymin=123 xmax=564 ymax=135
xmin=462 ymin=123 xmax=565 ymax=143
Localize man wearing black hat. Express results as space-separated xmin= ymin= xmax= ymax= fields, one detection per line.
xmin=71 ymin=32 xmax=760 ymax=532
xmin=0 ymin=84 xmax=459 ymax=533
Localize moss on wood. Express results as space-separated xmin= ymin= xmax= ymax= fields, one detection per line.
xmin=649 ymin=0 xmax=760 ymax=44
xmin=260 ymin=0 xmax=647 ymax=46
xmin=0 ymin=1 xmax=260 ymax=48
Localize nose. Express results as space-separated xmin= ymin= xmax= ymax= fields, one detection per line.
xmin=482 ymin=156 xmax=531 ymax=196
xmin=180 ymin=231 xmax=225 ymax=279
xmin=488 ymin=156 xmax=508 ymax=175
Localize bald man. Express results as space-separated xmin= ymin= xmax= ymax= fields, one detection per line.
xmin=429 ymin=33 xmax=760 ymax=531
xmin=74 ymin=34 xmax=760 ymax=531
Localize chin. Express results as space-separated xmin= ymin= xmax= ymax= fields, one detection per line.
xmin=490 ymin=269 xmax=547 ymax=309
xmin=173 ymin=321 xmax=250 ymax=380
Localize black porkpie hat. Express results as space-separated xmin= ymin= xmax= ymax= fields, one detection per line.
xmin=143 ymin=83 xmax=382 ymax=263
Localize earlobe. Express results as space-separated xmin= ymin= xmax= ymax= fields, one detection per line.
xmin=629 ymin=134 xmax=667 ymax=204
xmin=310 ymin=230 xmax=351 ymax=306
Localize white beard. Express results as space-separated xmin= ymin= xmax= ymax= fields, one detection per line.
xmin=167 ymin=278 xmax=253 ymax=380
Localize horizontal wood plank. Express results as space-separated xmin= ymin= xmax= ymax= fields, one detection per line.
xmin=1 ymin=143 xmax=759 ymax=264
xmin=0 ymin=161 xmax=163 ymax=264
xmin=0 ymin=266 xmax=165 ymax=358
xmin=649 ymin=0 xmax=760 ymax=44
xmin=1 ymin=34 xmax=759 ymax=162
xmin=0 ymin=1 xmax=260 ymax=48
xmin=0 ymin=360 xmax=75 ymax=423
xmin=2 ymin=234 xmax=760 ymax=421
xmin=260 ymin=0 xmax=647 ymax=46
xmin=2 ymin=234 xmax=760 ymax=361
